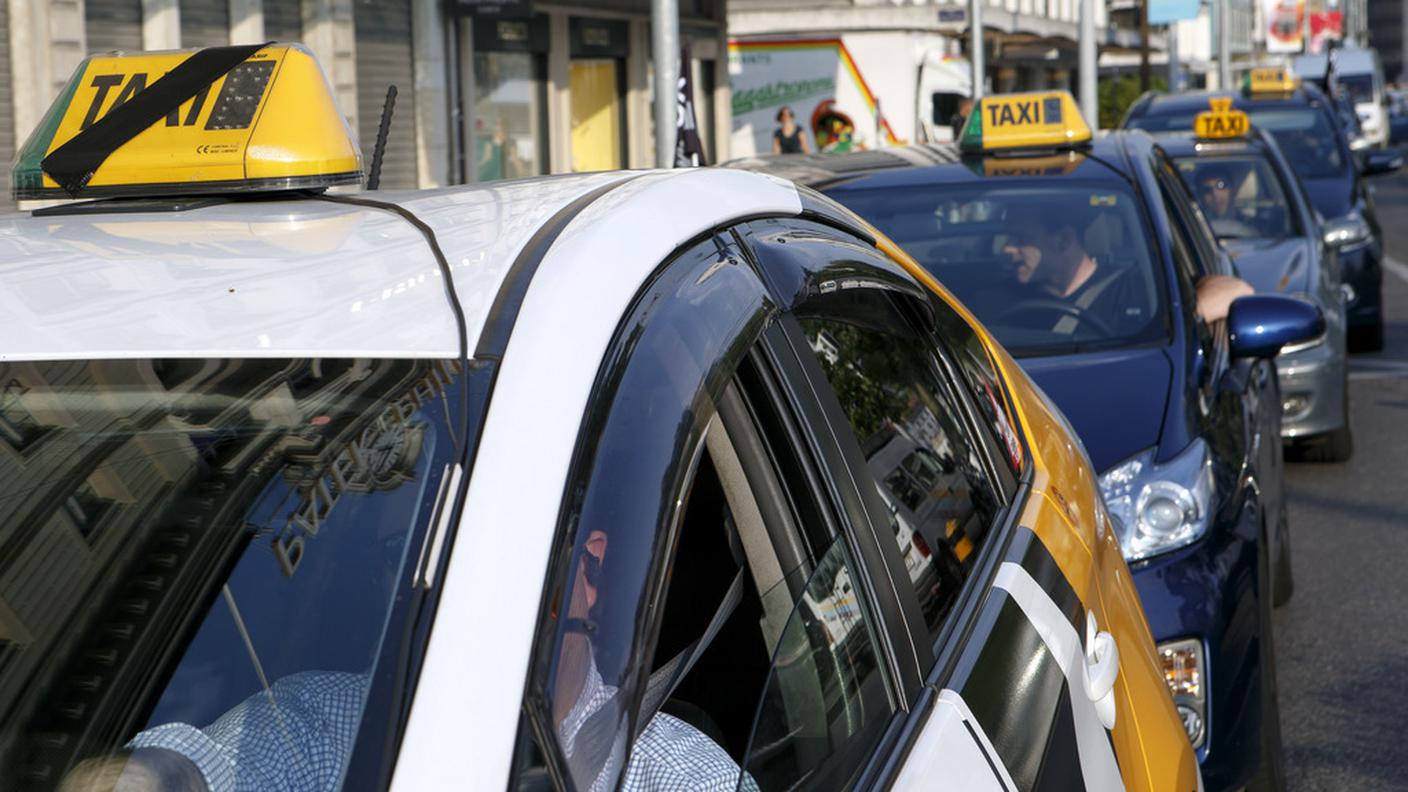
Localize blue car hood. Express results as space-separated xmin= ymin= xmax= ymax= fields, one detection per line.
xmin=1223 ymin=237 xmax=1312 ymax=294
xmin=1018 ymin=346 xmax=1174 ymax=473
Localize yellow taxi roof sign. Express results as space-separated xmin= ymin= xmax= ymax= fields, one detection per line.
xmin=958 ymin=91 xmax=1091 ymax=153
xmin=1193 ymin=97 xmax=1251 ymax=139
xmin=1245 ymin=67 xmax=1298 ymax=97
xmin=13 ymin=44 xmax=362 ymax=200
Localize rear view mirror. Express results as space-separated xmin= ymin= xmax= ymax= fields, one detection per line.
xmin=1361 ymin=149 xmax=1403 ymax=175
xmin=1228 ymin=295 xmax=1325 ymax=359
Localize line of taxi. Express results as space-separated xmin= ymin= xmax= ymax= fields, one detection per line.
xmin=0 ymin=44 xmax=1342 ymax=792
xmin=729 ymin=73 xmax=1377 ymax=792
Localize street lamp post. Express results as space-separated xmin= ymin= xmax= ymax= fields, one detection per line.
xmin=970 ymin=0 xmax=985 ymax=98
xmin=652 ymin=0 xmax=679 ymax=168
xmin=1080 ymin=0 xmax=1097 ymax=127
xmin=1219 ymin=0 xmax=1231 ymax=88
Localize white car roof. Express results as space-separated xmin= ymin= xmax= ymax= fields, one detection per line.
xmin=0 ymin=167 xmax=812 ymax=788
xmin=0 ymin=168 xmax=803 ymax=363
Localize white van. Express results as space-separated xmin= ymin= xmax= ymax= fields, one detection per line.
xmin=1333 ymin=47 xmax=1388 ymax=149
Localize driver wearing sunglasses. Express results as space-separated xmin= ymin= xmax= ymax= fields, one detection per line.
xmin=1196 ymin=165 xmax=1236 ymax=221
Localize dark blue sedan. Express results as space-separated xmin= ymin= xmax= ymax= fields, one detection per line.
xmin=728 ymin=99 xmax=1324 ymax=791
xmin=1122 ymin=80 xmax=1401 ymax=351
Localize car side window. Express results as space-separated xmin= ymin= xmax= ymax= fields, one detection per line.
xmin=517 ymin=235 xmax=905 ymax=792
xmin=794 ymin=285 xmax=1002 ymax=648
xmin=1155 ymin=175 xmax=1223 ymax=365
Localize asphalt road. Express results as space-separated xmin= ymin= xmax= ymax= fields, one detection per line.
xmin=1276 ymin=168 xmax=1408 ymax=790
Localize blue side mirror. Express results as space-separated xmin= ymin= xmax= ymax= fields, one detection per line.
xmin=1362 ymin=149 xmax=1404 ymax=175
xmin=1227 ymin=295 xmax=1326 ymax=359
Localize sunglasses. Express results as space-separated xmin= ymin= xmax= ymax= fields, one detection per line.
xmin=1199 ymin=179 xmax=1229 ymax=192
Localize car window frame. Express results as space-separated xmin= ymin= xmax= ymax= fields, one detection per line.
xmin=514 ymin=232 xmax=777 ymax=791
xmin=734 ymin=216 xmax=1024 ymax=664
xmin=733 ymin=215 xmax=1047 ymax=790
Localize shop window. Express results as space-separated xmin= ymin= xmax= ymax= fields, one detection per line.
xmin=473 ymin=51 xmax=548 ymax=181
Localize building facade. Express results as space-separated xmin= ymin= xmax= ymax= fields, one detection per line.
xmin=0 ymin=0 xmax=734 ymax=207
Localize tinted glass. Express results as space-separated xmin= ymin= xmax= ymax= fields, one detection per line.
xmin=832 ymin=182 xmax=1166 ymax=355
xmin=797 ymin=288 xmax=1000 ymax=644
xmin=1174 ymin=154 xmax=1298 ymax=239
xmin=1250 ymin=109 xmax=1348 ymax=178
xmin=2 ymin=358 xmax=467 ymax=792
xmin=1129 ymin=106 xmax=1348 ymax=178
xmin=742 ymin=538 xmax=894 ymax=791
xmin=1338 ymin=74 xmax=1375 ymax=104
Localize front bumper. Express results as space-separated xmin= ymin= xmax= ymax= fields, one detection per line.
xmin=1276 ymin=337 xmax=1346 ymax=438
xmin=1130 ymin=506 xmax=1267 ymax=792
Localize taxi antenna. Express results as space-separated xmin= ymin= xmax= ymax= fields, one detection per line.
xmin=367 ymin=85 xmax=397 ymax=190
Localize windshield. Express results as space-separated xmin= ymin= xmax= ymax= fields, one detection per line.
xmin=1173 ymin=154 xmax=1299 ymax=240
xmin=1337 ymin=73 xmax=1375 ymax=104
xmin=831 ymin=181 xmax=1167 ymax=356
xmin=1129 ymin=105 xmax=1348 ymax=178
xmin=0 ymin=358 xmax=469 ymax=792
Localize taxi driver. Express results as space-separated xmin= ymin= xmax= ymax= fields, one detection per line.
xmin=1196 ymin=164 xmax=1236 ymax=220
xmin=1000 ymin=199 xmax=1144 ymax=334
xmin=1000 ymin=196 xmax=1252 ymax=332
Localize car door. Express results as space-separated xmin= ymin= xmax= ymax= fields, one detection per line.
xmin=736 ymin=217 xmax=1139 ymax=791
xmin=508 ymin=230 xmax=927 ymax=792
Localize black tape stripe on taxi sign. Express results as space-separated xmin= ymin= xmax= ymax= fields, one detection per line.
xmin=42 ymin=42 xmax=270 ymax=196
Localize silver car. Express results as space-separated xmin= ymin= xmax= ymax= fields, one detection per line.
xmin=1160 ymin=129 xmax=1352 ymax=461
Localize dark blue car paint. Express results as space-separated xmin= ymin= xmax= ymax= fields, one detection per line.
xmin=1017 ymin=347 xmax=1173 ymax=472
xmin=1132 ymin=490 xmax=1266 ymax=789
xmin=804 ymin=132 xmax=1285 ymax=790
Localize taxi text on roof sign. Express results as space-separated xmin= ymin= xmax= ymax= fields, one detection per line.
xmin=959 ymin=91 xmax=1090 ymax=152
xmin=1245 ymin=67 xmax=1298 ymax=97
xmin=1193 ymin=98 xmax=1250 ymax=139
xmin=12 ymin=44 xmax=362 ymax=200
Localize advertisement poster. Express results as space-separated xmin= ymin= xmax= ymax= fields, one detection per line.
xmin=1263 ymin=0 xmax=1305 ymax=53
xmin=727 ymin=39 xmax=898 ymax=158
xmin=1309 ymin=10 xmax=1344 ymax=53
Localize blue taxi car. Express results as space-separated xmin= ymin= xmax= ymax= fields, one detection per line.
xmin=1123 ymin=69 xmax=1402 ymax=350
xmin=729 ymin=91 xmax=1325 ymax=791
xmin=1154 ymin=115 xmax=1352 ymax=460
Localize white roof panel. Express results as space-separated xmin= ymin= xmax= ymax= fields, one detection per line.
xmin=0 ymin=172 xmax=630 ymax=361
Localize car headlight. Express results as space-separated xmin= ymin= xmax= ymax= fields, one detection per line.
xmin=1323 ymin=213 xmax=1372 ymax=250
xmin=1098 ymin=440 xmax=1215 ymax=562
